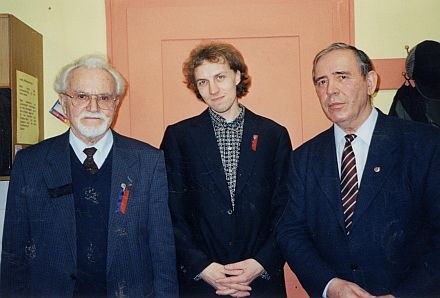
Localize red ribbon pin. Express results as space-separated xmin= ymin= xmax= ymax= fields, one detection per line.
xmin=251 ymin=134 xmax=259 ymax=151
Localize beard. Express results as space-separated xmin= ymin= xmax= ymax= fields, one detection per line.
xmin=73 ymin=111 xmax=112 ymax=139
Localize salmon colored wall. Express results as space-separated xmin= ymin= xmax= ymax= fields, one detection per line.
xmin=105 ymin=1 xmax=354 ymax=297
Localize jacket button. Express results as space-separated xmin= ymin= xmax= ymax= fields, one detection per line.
xmin=227 ymin=209 xmax=233 ymax=215
xmin=70 ymin=273 xmax=77 ymax=280
xmin=350 ymin=263 xmax=359 ymax=271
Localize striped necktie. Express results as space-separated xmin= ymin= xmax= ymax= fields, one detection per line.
xmin=340 ymin=134 xmax=358 ymax=235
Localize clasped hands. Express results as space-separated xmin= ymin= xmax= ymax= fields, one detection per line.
xmin=200 ymin=258 xmax=264 ymax=297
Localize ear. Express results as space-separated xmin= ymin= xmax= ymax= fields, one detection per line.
xmin=366 ymin=70 xmax=378 ymax=96
xmin=235 ymin=70 xmax=241 ymax=85
xmin=59 ymin=94 xmax=69 ymax=115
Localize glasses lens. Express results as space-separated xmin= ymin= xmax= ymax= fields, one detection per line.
xmin=71 ymin=93 xmax=90 ymax=107
xmin=69 ymin=93 xmax=115 ymax=109
xmin=97 ymin=95 xmax=115 ymax=109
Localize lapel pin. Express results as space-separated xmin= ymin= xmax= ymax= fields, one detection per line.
xmin=251 ymin=134 xmax=259 ymax=152
xmin=374 ymin=166 xmax=381 ymax=173
xmin=115 ymin=178 xmax=133 ymax=215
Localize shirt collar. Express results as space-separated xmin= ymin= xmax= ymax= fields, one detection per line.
xmin=334 ymin=107 xmax=378 ymax=146
xmin=209 ymin=104 xmax=245 ymax=127
xmin=69 ymin=129 xmax=114 ymax=168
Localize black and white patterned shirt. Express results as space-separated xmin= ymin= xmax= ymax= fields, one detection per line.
xmin=209 ymin=106 xmax=245 ymax=211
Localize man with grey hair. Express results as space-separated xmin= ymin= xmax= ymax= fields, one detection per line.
xmin=1 ymin=55 xmax=178 ymax=297
xmin=276 ymin=43 xmax=440 ymax=297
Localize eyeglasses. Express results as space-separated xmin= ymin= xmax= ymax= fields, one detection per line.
xmin=61 ymin=92 xmax=117 ymax=110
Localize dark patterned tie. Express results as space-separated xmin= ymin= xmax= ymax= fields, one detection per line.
xmin=83 ymin=147 xmax=98 ymax=174
xmin=340 ymin=134 xmax=358 ymax=235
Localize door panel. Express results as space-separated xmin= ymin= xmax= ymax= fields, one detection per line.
xmin=106 ymin=1 xmax=354 ymax=296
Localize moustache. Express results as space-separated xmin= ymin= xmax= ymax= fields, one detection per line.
xmin=79 ymin=112 xmax=106 ymax=120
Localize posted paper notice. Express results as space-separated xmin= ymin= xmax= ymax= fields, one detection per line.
xmin=16 ymin=70 xmax=39 ymax=144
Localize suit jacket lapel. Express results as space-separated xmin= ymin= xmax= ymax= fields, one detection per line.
xmin=42 ymin=131 xmax=77 ymax=265
xmin=189 ymin=110 xmax=230 ymax=200
xmin=313 ymin=127 xmax=347 ymax=232
xmin=353 ymin=114 xmax=398 ymax=226
xmin=107 ymin=131 xmax=141 ymax=272
xmin=235 ymin=110 xmax=258 ymax=198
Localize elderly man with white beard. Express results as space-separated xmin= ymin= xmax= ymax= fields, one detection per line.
xmin=0 ymin=55 xmax=178 ymax=298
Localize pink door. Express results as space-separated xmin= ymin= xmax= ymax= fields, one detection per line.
xmin=106 ymin=1 xmax=354 ymax=296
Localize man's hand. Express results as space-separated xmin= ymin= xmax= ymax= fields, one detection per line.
xmin=327 ymin=278 xmax=375 ymax=298
xmin=215 ymin=258 xmax=264 ymax=296
xmin=200 ymin=262 xmax=251 ymax=297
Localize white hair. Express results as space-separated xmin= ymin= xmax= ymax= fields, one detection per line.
xmin=53 ymin=54 xmax=126 ymax=97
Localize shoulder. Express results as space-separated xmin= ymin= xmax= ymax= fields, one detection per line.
xmin=161 ymin=111 xmax=209 ymax=146
xmin=247 ymin=109 xmax=284 ymax=128
xmin=296 ymin=127 xmax=333 ymax=152
xmin=165 ymin=111 xmax=207 ymax=132
xmin=113 ymin=131 xmax=162 ymax=155
xmin=15 ymin=132 xmax=67 ymax=160
xmin=246 ymin=109 xmax=290 ymax=138
xmin=378 ymin=113 xmax=440 ymax=144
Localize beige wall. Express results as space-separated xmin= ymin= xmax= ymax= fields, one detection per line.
xmin=0 ymin=0 xmax=107 ymax=139
xmin=355 ymin=0 xmax=440 ymax=113
xmin=0 ymin=1 xmax=107 ymax=252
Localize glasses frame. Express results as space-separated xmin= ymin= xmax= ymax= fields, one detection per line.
xmin=61 ymin=92 xmax=118 ymax=110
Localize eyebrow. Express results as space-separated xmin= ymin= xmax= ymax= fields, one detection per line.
xmin=195 ymin=71 xmax=226 ymax=82
xmin=333 ymin=71 xmax=351 ymax=76
xmin=314 ymin=71 xmax=352 ymax=83
xmin=314 ymin=75 xmax=327 ymax=83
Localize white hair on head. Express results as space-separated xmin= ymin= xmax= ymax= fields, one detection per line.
xmin=53 ymin=54 xmax=126 ymax=97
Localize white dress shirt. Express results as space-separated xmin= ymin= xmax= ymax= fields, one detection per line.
xmin=69 ymin=129 xmax=114 ymax=168
xmin=323 ymin=107 xmax=378 ymax=297
xmin=334 ymin=108 xmax=378 ymax=185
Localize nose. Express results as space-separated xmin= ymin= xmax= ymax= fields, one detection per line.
xmin=208 ymin=81 xmax=219 ymax=95
xmin=87 ymin=95 xmax=99 ymax=112
xmin=326 ymin=79 xmax=339 ymax=97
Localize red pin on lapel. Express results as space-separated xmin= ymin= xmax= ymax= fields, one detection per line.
xmin=251 ymin=134 xmax=259 ymax=151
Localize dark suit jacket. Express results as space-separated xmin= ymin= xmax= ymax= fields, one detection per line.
xmin=160 ymin=109 xmax=292 ymax=297
xmin=1 ymin=130 xmax=178 ymax=298
xmin=276 ymin=111 xmax=440 ymax=297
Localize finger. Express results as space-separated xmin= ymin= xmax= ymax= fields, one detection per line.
xmin=233 ymin=290 xmax=251 ymax=297
xmin=217 ymin=275 xmax=248 ymax=285
xmin=224 ymin=262 xmax=245 ymax=270
xmin=216 ymin=290 xmax=236 ymax=296
xmin=217 ymin=281 xmax=252 ymax=291
xmin=222 ymin=268 xmax=244 ymax=276
xmin=215 ymin=288 xmax=251 ymax=297
xmin=215 ymin=284 xmax=229 ymax=291
xmin=352 ymin=286 xmax=375 ymax=298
